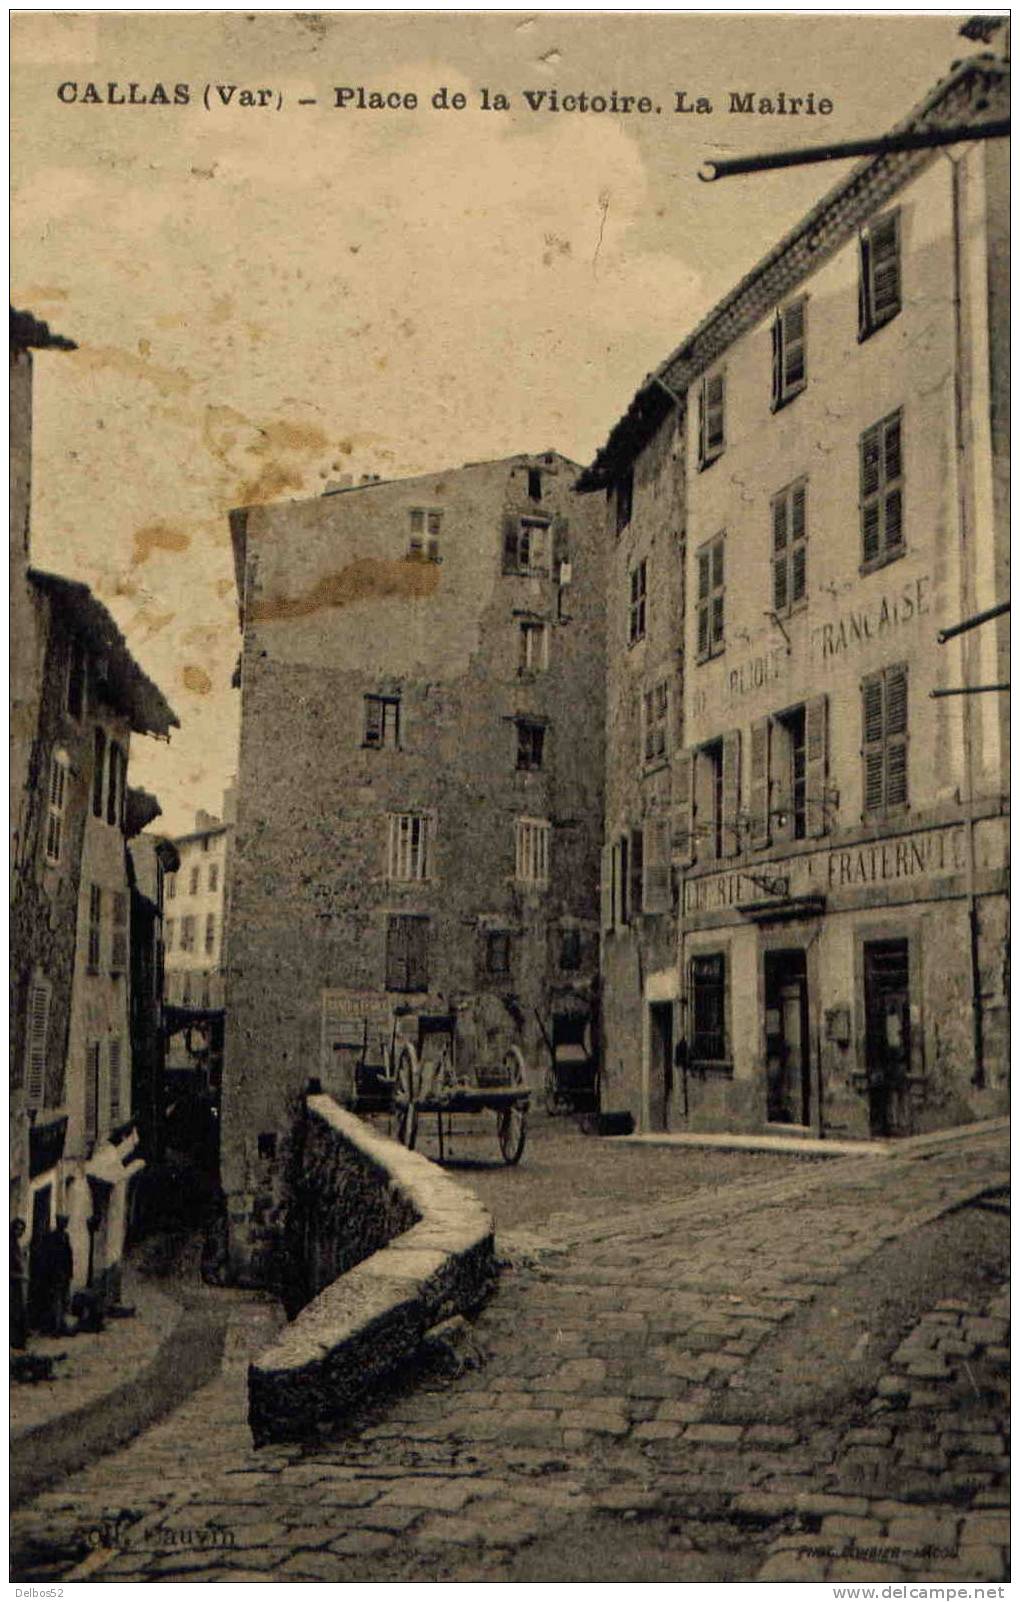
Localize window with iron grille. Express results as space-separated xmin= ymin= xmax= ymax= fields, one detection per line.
xmin=697 ymin=372 xmax=725 ymax=469
xmin=859 ymin=209 xmax=901 ymax=340
xmin=515 ymin=818 xmax=550 ymax=887
xmin=614 ymin=468 xmax=634 ymax=535
xmin=862 ymin=664 xmax=908 ymax=816
xmin=24 ymin=979 xmax=51 ymax=1109
xmin=87 ymin=884 xmax=102 ymax=972
xmin=364 ymin=693 xmax=400 ymax=749
xmin=689 ymin=953 xmax=728 ymax=1067
xmin=85 ymin=1042 xmax=101 ymax=1145
xmin=111 ymin=892 xmax=128 ymax=973
xmin=516 ymin=720 xmax=545 ymax=772
xmin=108 ymin=1038 xmax=122 ymax=1125
xmin=771 ymin=481 xmax=807 ymax=614
xmin=385 ymin=914 xmax=429 ymax=992
xmin=409 ymin=508 xmax=442 ymax=561
xmin=696 ymin=534 xmax=725 ymax=661
xmin=772 ymin=298 xmax=807 ymax=409
xmin=860 ymin=411 xmax=904 ymax=570
xmin=92 ymin=727 xmax=106 ymax=818
xmin=504 ymin=516 xmax=550 ymax=576
xmin=628 ymin=559 xmax=647 ymax=645
xmin=45 ymin=751 xmax=69 ymax=866
xmin=643 ymin=681 xmax=669 ymax=765
xmin=205 ymin=913 xmax=216 ymax=955
xmin=387 ymin=813 xmax=431 ymax=881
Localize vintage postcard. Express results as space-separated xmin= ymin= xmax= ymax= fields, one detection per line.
xmin=10 ymin=9 xmax=1009 ymax=1588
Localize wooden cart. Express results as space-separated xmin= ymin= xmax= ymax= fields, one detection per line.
xmin=391 ymin=1008 xmax=530 ymax=1165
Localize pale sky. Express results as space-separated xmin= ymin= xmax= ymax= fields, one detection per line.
xmin=11 ymin=10 xmax=967 ymax=833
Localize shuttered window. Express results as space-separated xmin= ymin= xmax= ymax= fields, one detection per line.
xmin=698 ymin=372 xmax=725 ymax=469
xmin=771 ymin=481 xmax=807 ymax=615
xmin=771 ymin=298 xmax=807 ymax=409
xmin=385 ymin=914 xmax=429 ymax=993
xmin=862 ymin=665 xmax=909 ymax=816
xmin=108 ymin=1038 xmax=123 ymax=1125
xmin=181 ymin=914 xmax=196 ymax=952
xmin=515 ymin=818 xmax=550 ymax=886
xmin=87 ymin=884 xmax=102 ymax=972
xmin=387 ymin=813 xmax=431 ymax=881
xmin=860 ymin=411 xmax=904 ymax=569
xmin=643 ymin=681 xmax=669 ymax=765
xmin=24 ymin=979 xmax=51 ymax=1109
xmin=642 ymin=814 xmax=672 ymax=915
xmin=858 ymin=209 xmax=901 ymax=339
xmin=696 ymin=534 xmax=725 ymax=662
xmin=45 ymin=751 xmax=69 ymax=866
xmin=628 ymin=560 xmax=647 ymax=644
xmin=205 ymin=913 xmax=216 ymax=955
xmin=85 ymin=1042 xmax=101 ymax=1144
xmin=92 ymin=727 xmax=107 ymax=817
xmin=111 ymin=891 xmax=128 ymax=973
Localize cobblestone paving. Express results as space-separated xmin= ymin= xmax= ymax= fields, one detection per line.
xmin=10 ymin=1126 xmax=1008 ymax=1584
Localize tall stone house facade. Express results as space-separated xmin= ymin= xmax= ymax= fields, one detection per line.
xmin=164 ymin=795 xmax=234 ymax=1011
xmin=10 ymin=309 xmax=178 ymax=1308
xmin=580 ymin=56 xmax=1009 ymax=1139
xmin=222 ymin=452 xmax=605 ymax=1276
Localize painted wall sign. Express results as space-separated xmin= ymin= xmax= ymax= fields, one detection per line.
xmin=684 ymin=821 xmax=967 ymax=916
xmin=321 ymin=988 xmax=392 ymax=1026
xmin=809 ymin=575 xmax=930 ymax=664
xmin=725 ymin=644 xmax=787 ymax=703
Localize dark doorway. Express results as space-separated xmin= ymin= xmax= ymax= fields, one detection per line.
xmin=864 ymin=938 xmax=912 ymax=1136
xmin=764 ymin=950 xmax=810 ymax=1126
xmin=648 ymin=1002 xmax=674 ymax=1132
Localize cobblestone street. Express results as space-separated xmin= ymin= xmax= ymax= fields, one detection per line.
xmin=11 ymin=1122 xmax=1009 ymax=1585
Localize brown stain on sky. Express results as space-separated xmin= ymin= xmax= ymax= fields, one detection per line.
xmin=72 ymin=343 xmax=194 ymax=395
xmin=182 ymin=664 xmax=213 ymax=695
xmin=250 ymin=557 xmax=440 ymax=623
xmin=132 ymin=520 xmax=191 ymax=566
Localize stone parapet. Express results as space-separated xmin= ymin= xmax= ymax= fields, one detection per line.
xmin=248 ymin=1094 xmax=494 ymax=1445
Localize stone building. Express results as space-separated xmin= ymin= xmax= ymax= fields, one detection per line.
xmin=127 ymin=822 xmax=179 ymax=1164
xmin=580 ymin=56 xmax=1009 ymax=1138
xmin=10 ymin=307 xmax=178 ymax=1309
xmin=222 ymin=452 xmax=604 ymax=1276
xmin=164 ymin=793 xmax=234 ymax=1011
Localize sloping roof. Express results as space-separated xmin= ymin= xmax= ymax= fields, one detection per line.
xmin=10 ymin=306 xmax=76 ymax=352
xmin=576 ymin=54 xmax=1009 ymax=491
xmin=28 ymin=569 xmax=179 ymax=736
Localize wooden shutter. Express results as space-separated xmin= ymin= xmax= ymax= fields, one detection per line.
xmin=85 ymin=1043 xmax=100 ymax=1143
xmin=885 ymin=666 xmax=908 ymax=807
xmin=109 ymin=1038 xmax=122 ymax=1124
xmin=770 ymin=315 xmax=782 ymax=410
xmin=406 ymin=917 xmax=428 ymax=992
xmin=805 ymin=695 xmax=830 ymax=837
xmin=857 ymin=230 xmax=872 ymax=338
xmin=643 ymin=814 xmax=671 ymax=914
xmin=860 ymin=424 xmax=882 ymax=563
xmin=630 ymin=828 xmax=644 ymax=917
xmin=783 ymin=300 xmax=806 ymax=390
xmin=772 ymin=497 xmax=788 ymax=612
xmin=721 ymin=730 xmax=741 ymax=859
xmin=673 ymin=750 xmax=696 ymax=868
xmin=862 ymin=673 xmax=885 ymax=814
xmin=600 ymin=843 xmax=614 ymax=931
xmin=870 ymin=212 xmax=900 ymax=321
xmin=25 ymin=981 xmax=50 ymax=1108
xmin=883 ymin=414 xmax=903 ymax=551
xmin=749 ymin=717 xmax=772 ymax=848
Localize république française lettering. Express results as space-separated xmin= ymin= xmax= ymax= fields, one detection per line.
xmin=811 ymin=576 xmax=930 ymax=663
xmin=685 ymin=824 xmax=966 ymax=916
xmin=727 ymin=645 xmax=786 ymax=703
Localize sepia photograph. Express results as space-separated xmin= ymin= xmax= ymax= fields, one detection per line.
xmin=9 ymin=7 xmax=1010 ymax=1587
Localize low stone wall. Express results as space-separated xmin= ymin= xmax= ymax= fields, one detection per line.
xmin=248 ymin=1094 xmax=494 ymax=1446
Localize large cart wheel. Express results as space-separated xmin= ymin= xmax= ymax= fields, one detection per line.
xmin=394 ymin=1043 xmax=419 ymax=1150
xmin=497 ymin=1102 xmax=528 ymax=1165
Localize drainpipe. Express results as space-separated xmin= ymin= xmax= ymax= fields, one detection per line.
xmin=946 ymin=150 xmax=985 ymax=1088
